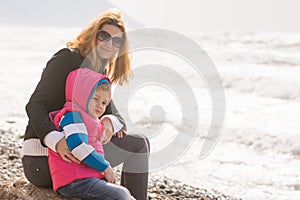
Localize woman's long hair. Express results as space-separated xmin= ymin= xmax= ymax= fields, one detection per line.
xmin=67 ymin=8 xmax=132 ymax=85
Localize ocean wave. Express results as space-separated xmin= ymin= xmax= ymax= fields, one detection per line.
xmin=190 ymin=32 xmax=300 ymax=67
xmin=218 ymin=62 xmax=300 ymax=100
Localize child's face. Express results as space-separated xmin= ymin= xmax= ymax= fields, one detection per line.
xmin=88 ymin=88 xmax=111 ymax=118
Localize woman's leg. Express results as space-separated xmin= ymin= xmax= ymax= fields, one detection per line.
xmin=104 ymin=134 xmax=150 ymax=200
xmin=21 ymin=156 xmax=52 ymax=187
xmin=58 ymin=178 xmax=134 ymax=200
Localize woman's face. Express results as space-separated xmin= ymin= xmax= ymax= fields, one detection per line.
xmin=96 ymin=24 xmax=124 ymax=60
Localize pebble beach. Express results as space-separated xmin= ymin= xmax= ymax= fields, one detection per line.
xmin=0 ymin=126 xmax=240 ymax=200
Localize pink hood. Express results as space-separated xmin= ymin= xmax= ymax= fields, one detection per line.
xmin=65 ymin=68 xmax=111 ymax=112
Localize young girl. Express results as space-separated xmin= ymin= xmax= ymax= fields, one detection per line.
xmin=48 ymin=68 xmax=134 ymax=199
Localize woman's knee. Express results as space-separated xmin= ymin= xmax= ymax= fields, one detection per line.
xmin=133 ymin=134 xmax=150 ymax=154
xmin=144 ymin=135 xmax=150 ymax=152
xmin=22 ymin=156 xmax=52 ymax=187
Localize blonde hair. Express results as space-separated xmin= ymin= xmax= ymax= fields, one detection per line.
xmin=67 ymin=8 xmax=132 ymax=85
xmin=97 ymin=83 xmax=112 ymax=101
xmin=97 ymin=83 xmax=111 ymax=93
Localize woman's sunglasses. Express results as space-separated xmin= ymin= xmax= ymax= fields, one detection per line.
xmin=96 ymin=30 xmax=125 ymax=48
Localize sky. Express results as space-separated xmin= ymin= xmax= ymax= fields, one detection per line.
xmin=112 ymin=0 xmax=300 ymax=32
xmin=1 ymin=0 xmax=300 ymax=32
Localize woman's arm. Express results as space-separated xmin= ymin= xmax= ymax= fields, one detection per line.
xmin=102 ymin=100 xmax=127 ymax=131
xmin=60 ymin=112 xmax=110 ymax=172
xmin=26 ymin=48 xmax=82 ymax=147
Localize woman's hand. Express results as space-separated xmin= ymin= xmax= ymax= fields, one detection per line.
xmin=115 ymin=129 xmax=127 ymax=139
xmin=104 ymin=166 xmax=116 ymax=183
xmin=101 ymin=118 xmax=114 ymax=144
xmin=56 ymin=138 xmax=80 ymax=164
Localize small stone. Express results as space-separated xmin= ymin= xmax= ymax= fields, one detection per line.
xmin=8 ymin=154 xmax=19 ymax=160
xmin=172 ymin=190 xmax=181 ymax=196
xmin=165 ymin=189 xmax=173 ymax=194
xmin=159 ymin=184 xmax=166 ymax=189
xmin=149 ymin=193 xmax=158 ymax=198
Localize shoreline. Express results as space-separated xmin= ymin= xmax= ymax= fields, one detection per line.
xmin=0 ymin=127 xmax=240 ymax=200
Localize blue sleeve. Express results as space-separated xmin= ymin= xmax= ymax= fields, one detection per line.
xmin=60 ymin=111 xmax=110 ymax=172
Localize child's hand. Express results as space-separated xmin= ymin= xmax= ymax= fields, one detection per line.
xmin=104 ymin=166 xmax=116 ymax=183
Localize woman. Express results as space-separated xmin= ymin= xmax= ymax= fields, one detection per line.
xmin=21 ymin=8 xmax=149 ymax=200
